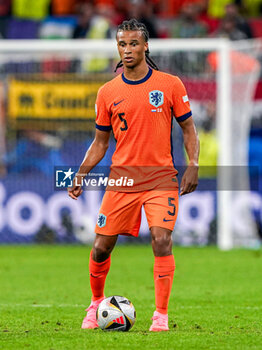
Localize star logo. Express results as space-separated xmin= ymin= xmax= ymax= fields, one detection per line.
xmin=62 ymin=168 xmax=74 ymax=181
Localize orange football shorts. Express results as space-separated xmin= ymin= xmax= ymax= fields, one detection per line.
xmin=95 ymin=190 xmax=179 ymax=236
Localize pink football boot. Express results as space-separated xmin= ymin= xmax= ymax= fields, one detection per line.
xmin=149 ymin=311 xmax=169 ymax=332
xmin=81 ymin=297 xmax=104 ymax=329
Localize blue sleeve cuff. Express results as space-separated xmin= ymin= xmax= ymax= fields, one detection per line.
xmin=176 ymin=111 xmax=192 ymax=122
xmin=96 ymin=123 xmax=112 ymax=131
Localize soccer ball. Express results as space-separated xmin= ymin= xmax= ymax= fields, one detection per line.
xmin=96 ymin=296 xmax=136 ymax=331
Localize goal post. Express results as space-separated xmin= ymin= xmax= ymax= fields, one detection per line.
xmin=217 ymin=39 xmax=233 ymax=250
xmin=0 ymin=38 xmax=260 ymax=248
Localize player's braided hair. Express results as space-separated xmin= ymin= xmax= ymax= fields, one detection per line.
xmin=114 ymin=19 xmax=159 ymax=72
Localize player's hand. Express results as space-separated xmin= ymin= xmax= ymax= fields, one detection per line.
xmin=180 ymin=164 xmax=198 ymax=196
xmin=68 ymin=176 xmax=83 ymax=200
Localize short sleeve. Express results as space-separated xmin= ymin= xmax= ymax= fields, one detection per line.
xmin=95 ymin=87 xmax=112 ymax=131
xmin=172 ymin=77 xmax=192 ymax=122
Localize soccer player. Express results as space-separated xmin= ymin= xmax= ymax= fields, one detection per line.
xmin=68 ymin=19 xmax=199 ymax=332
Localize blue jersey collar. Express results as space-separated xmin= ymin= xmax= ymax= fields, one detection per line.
xmin=122 ymin=67 xmax=153 ymax=85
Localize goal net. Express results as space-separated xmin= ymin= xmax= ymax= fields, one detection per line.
xmin=0 ymin=39 xmax=261 ymax=248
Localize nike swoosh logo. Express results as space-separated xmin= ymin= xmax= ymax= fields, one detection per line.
xmin=114 ymin=99 xmax=124 ymax=106
xmin=163 ymin=218 xmax=174 ymax=222
xmin=159 ymin=274 xmax=169 ymax=278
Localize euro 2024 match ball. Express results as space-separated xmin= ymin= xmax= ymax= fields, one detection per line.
xmin=96 ymin=296 xmax=136 ymax=331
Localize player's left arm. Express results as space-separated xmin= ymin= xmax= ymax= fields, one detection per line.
xmin=178 ymin=116 xmax=199 ymax=196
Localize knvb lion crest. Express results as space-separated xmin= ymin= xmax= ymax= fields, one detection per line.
xmin=97 ymin=213 xmax=106 ymax=228
xmin=149 ymin=90 xmax=164 ymax=107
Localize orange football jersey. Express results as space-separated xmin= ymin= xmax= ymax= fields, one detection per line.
xmin=95 ymin=67 xmax=192 ymax=190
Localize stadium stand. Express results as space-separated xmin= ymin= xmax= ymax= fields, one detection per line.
xmin=0 ymin=0 xmax=261 ymax=39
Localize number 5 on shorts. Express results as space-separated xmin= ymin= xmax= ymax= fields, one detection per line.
xmin=168 ymin=197 xmax=176 ymax=216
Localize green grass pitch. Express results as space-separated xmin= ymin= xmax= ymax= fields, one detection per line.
xmin=0 ymin=245 xmax=262 ymax=350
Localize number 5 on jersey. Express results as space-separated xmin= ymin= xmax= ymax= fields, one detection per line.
xmin=118 ymin=113 xmax=128 ymax=131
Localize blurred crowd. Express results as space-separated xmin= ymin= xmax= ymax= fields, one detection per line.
xmin=0 ymin=0 xmax=262 ymax=40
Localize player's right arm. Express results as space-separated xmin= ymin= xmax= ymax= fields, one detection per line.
xmin=68 ymin=129 xmax=110 ymax=200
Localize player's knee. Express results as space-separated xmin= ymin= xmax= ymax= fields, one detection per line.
xmin=93 ymin=241 xmax=112 ymax=261
xmin=152 ymin=234 xmax=172 ymax=256
xmin=153 ymin=234 xmax=171 ymax=247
